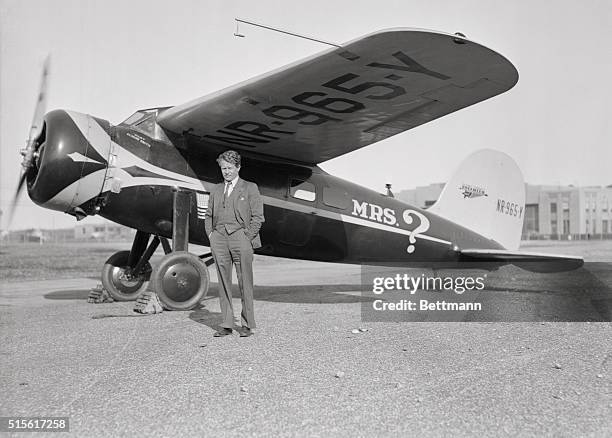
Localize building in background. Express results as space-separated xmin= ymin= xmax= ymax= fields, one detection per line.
xmin=1 ymin=228 xmax=48 ymax=243
xmin=73 ymin=223 xmax=135 ymax=241
xmin=2 ymin=222 xmax=135 ymax=244
xmin=396 ymin=183 xmax=445 ymax=209
xmin=397 ymin=184 xmax=612 ymax=240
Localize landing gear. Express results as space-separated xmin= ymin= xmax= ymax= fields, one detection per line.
xmin=152 ymin=251 xmax=209 ymax=310
xmin=101 ymin=229 xmax=156 ymax=301
xmin=101 ymin=250 xmax=151 ymax=301
xmin=149 ymin=188 xmax=211 ymax=310
xmin=99 ymin=188 xmax=213 ymax=310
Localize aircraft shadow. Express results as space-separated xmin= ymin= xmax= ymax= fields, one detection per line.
xmin=373 ymin=262 xmax=612 ymax=322
xmin=43 ymin=283 xmax=368 ymax=327
xmin=44 ymin=283 xmax=369 ymax=304
xmin=45 ymin=289 xmax=91 ymax=300
xmin=186 ymin=282 xmax=368 ymax=303
xmin=42 ymin=263 xmax=611 ymax=322
xmin=188 ymin=283 xmax=372 ymax=329
xmin=189 ymin=282 xmax=370 ymax=329
xmin=481 ymin=263 xmax=611 ymax=320
xmin=252 ymin=283 xmax=369 ymax=304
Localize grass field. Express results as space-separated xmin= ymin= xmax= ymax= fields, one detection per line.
xmin=0 ymin=239 xmax=611 ymax=283
xmin=0 ymin=242 xmax=134 ymax=282
xmin=0 ymin=241 xmax=303 ymax=283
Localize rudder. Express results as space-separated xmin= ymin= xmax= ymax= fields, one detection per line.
xmin=429 ymin=149 xmax=525 ymax=250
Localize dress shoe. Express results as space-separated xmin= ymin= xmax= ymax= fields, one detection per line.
xmin=239 ymin=327 xmax=253 ymax=337
xmin=213 ymin=328 xmax=232 ymax=337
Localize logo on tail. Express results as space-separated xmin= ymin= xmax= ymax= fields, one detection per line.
xmin=459 ymin=183 xmax=488 ymax=199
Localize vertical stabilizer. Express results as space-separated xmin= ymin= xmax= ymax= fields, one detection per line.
xmin=429 ymin=149 xmax=525 ymax=250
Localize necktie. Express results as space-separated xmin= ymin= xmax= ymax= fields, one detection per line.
xmin=223 ymin=182 xmax=230 ymax=207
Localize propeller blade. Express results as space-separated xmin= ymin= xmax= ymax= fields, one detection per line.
xmin=20 ymin=56 xmax=50 ymax=171
xmin=6 ymin=172 xmax=28 ymax=229
xmin=28 ymin=55 xmax=50 ymax=144
xmin=9 ymin=55 xmax=50 ymax=230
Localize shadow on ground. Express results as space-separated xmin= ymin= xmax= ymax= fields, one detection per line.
xmin=41 ymin=262 xmax=612 ymax=322
xmin=188 ymin=305 xmax=223 ymax=331
xmin=44 ymin=289 xmax=91 ymax=300
xmin=44 ymin=283 xmax=369 ymax=304
xmin=482 ymin=263 xmax=612 ymax=321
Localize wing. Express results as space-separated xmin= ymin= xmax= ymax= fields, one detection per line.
xmin=460 ymin=249 xmax=584 ymax=273
xmin=157 ymin=28 xmax=518 ymax=164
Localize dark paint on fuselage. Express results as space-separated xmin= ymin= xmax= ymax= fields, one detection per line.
xmin=99 ymin=119 xmax=503 ymax=266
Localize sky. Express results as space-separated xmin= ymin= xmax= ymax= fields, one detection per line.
xmin=1 ymin=0 xmax=611 ymax=231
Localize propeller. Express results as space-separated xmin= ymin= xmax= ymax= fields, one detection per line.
xmin=6 ymin=56 xmax=50 ymax=228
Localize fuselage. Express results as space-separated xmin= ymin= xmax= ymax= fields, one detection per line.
xmin=27 ymin=109 xmax=503 ymax=266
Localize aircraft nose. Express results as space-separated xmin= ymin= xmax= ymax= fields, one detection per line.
xmin=27 ymin=109 xmax=111 ymax=216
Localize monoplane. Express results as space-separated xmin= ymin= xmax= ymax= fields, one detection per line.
xmin=11 ymin=28 xmax=582 ymax=310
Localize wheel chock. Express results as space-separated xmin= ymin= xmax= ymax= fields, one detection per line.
xmin=87 ymin=283 xmax=115 ymax=304
xmin=133 ymin=291 xmax=164 ymax=314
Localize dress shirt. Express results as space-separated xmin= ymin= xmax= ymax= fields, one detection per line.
xmin=225 ymin=176 xmax=239 ymax=197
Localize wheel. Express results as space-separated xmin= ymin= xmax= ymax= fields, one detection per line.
xmin=101 ymin=250 xmax=151 ymax=301
xmin=152 ymin=251 xmax=210 ymax=311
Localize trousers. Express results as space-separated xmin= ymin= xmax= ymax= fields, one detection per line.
xmin=210 ymin=228 xmax=256 ymax=329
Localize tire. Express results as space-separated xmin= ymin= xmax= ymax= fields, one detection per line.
xmin=101 ymin=250 xmax=151 ymax=301
xmin=151 ymin=251 xmax=209 ymax=311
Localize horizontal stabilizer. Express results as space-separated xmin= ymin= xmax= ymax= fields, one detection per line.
xmin=460 ymin=249 xmax=584 ymax=273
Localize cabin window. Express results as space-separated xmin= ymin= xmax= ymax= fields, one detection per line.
xmin=121 ymin=109 xmax=170 ymax=142
xmin=134 ymin=116 xmax=156 ymax=137
xmin=289 ymin=180 xmax=316 ymax=202
xmin=122 ymin=112 xmax=147 ymax=125
xmin=323 ymin=187 xmax=350 ymax=209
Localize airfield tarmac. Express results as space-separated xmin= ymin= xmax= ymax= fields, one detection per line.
xmin=0 ymin=240 xmax=611 ymax=436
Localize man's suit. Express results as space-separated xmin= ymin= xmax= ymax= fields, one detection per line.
xmin=204 ymin=177 xmax=264 ymax=329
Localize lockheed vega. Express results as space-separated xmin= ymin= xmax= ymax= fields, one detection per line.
xmin=11 ymin=28 xmax=583 ymax=310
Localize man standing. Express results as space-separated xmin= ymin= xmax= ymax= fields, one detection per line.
xmin=205 ymin=150 xmax=264 ymax=337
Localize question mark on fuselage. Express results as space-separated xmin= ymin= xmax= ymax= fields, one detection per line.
xmin=402 ymin=210 xmax=431 ymax=254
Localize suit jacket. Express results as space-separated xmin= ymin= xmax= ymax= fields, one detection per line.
xmin=204 ymin=178 xmax=264 ymax=249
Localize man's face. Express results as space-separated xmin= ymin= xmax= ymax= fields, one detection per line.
xmin=219 ymin=159 xmax=240 ymax=182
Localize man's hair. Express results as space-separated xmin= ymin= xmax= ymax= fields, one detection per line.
xmin=217 ymin=150 xmax=241 ymax=167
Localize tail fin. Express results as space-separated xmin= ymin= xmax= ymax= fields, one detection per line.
xmin=428 ymin=149 xmax=525 ymax=250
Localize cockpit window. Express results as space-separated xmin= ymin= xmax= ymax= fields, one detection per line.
xmin=134 ymin=116 xmax=156 ymax=136
xmin=122 ymin=111 xmax=147 ymax=126
xmin=120 ymin=108 xmax=170 ymax=142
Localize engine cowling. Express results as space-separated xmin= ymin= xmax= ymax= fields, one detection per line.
xmin=27 ymin=109 xmax=112 ymax=218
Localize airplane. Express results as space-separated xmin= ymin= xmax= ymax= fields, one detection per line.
xmin=10 ymin=28 xmax=583 ymax=311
